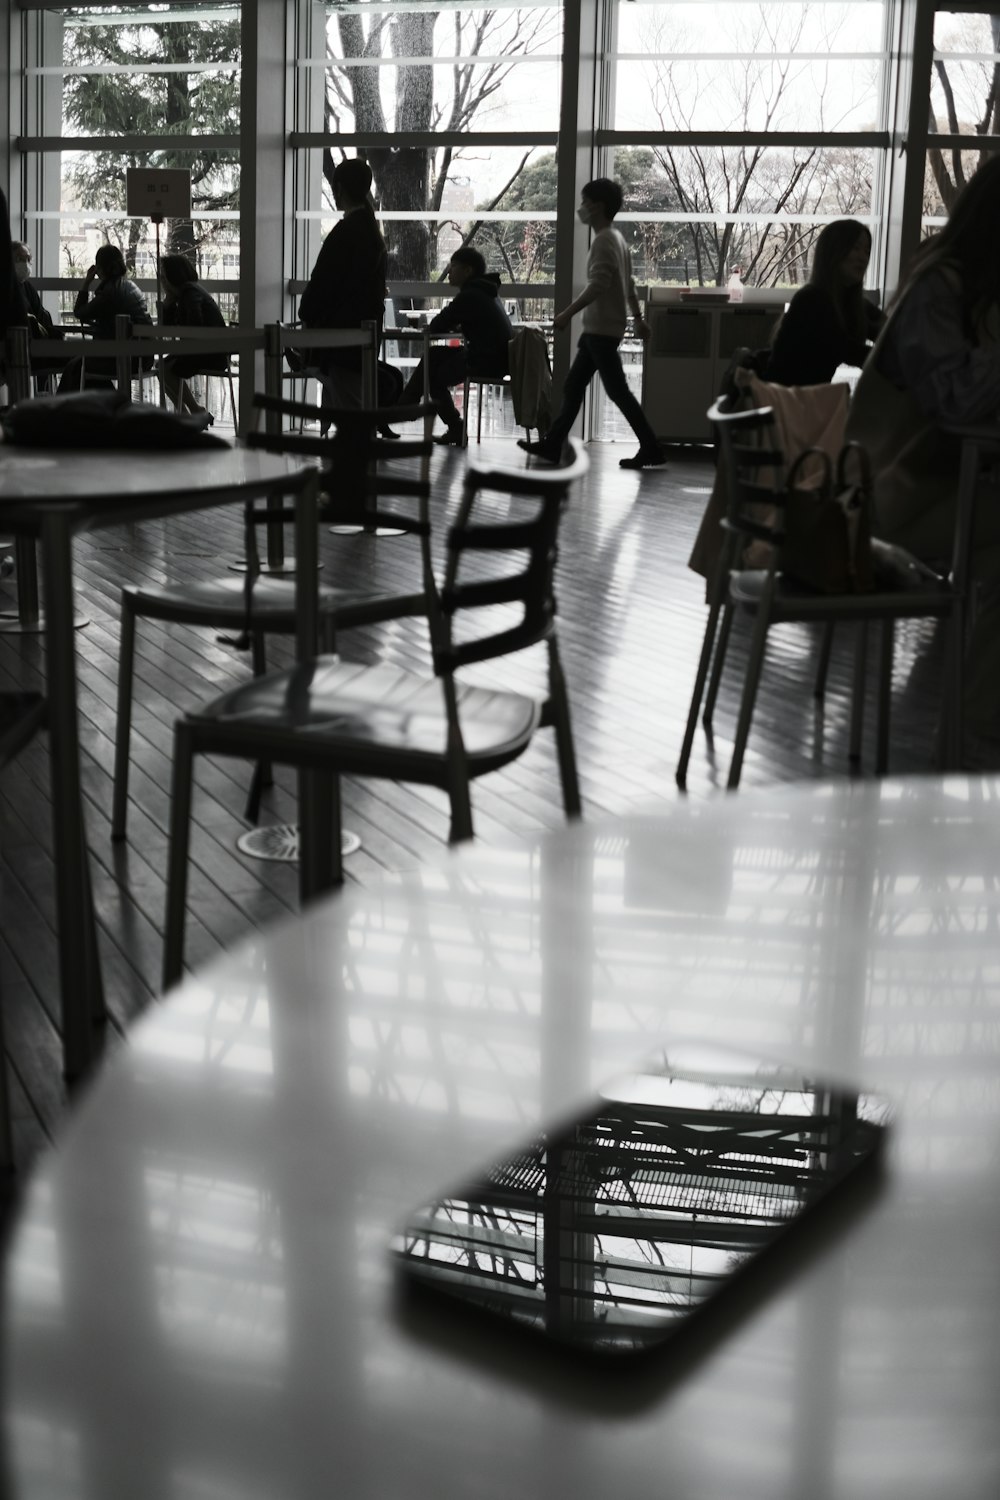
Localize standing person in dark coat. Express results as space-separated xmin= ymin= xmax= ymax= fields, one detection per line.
xmin=58 ymin=243 xmax=153 ymax=393
xmin=764 ymin=219 xmax=882 ymax=387
xmin=298 ymin=157 xmax=387 ymax=405
xmin=158 ymin=253 xmax=229 ymax=418
xmin=397 ymin=246 xmax=513 ymax=444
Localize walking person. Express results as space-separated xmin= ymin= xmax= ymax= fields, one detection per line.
xmin=519 ymin=177 xmax=664 ymax=469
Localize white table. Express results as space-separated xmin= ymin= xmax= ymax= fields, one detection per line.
xmin=0 ymin=443 xmax=315 ymax=1077
xmin=4 ymin=776 xmax=1000 ymax=1498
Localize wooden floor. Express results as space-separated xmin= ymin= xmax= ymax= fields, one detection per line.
xmin=0 ymin=432 xmax=944 ymax=1199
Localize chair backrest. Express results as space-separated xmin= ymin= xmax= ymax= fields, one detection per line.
xmin=708 ymin=398 xmax=790 ymax=563
xmin=429 ymin=437 xmax=589 ymax=674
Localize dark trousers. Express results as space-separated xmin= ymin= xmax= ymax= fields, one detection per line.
xmin=400 ymin=345 xmax=468 ymax=430
xmin=547 ymin=333 xmax=658 ymax=450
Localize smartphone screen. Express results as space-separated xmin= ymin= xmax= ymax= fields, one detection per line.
xmin=391 ymin=1043 xmax=890 ymax=1360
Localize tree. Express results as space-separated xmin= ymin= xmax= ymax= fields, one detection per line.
xmin=484 ymin=148 xmax=685 ymax=300
xmin=927 ymin=12 xmax=1000 ymax=213
xmin=324 ymin=4 xmax=560 ymax=280
xmin=62 ymin=15 xmax=240 ymax=272
xmin=636 ymin=3 xmax=877 ymax=286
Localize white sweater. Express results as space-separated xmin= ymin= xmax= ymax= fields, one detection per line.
xmin=581 ymin=226 xmax=635 ymax=339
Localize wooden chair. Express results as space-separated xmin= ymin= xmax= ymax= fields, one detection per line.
xmin=111 ymin=397 xmax=436 ymax=840
xmin=0 ymin=692 xmax=48 ymax=1171
xmin=676 ymin=400 xmax=975 ymax=790
xmin=162 ymin=440 xmax=589 ymax=988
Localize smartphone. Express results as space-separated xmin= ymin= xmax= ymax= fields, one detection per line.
xmin=391 ymin=1042 xmax=890 ymax=1363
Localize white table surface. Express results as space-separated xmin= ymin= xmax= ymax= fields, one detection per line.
xmin=0 ymin=441 xmax=314 ymax=1078
xmin=4 ymin=776 xmax=1000 ymax=1499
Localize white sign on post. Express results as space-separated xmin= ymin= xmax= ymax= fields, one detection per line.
xmin=126 ymin=168 xmax=192 ymax=222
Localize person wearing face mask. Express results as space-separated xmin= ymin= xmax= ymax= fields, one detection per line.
xmin=519 ymin=177 xmax=664 ymax=470
xmin=763 ymin=219 xmax=883 ymax=387
xmin=12 ymin=242 xmax=58 ymax=338
xmin=11 ymin=241 xmax=66 ymax=391
xmin=396 ymin=245 xmax=513 ymax=444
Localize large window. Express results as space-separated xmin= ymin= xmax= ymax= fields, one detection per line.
xmin=604 ymin=1 xmax=892 ymax=292
xmin=292 ymin=1 xmax=562 ymax=320
xmin=17 ymin=2 xmax=241 ymax=318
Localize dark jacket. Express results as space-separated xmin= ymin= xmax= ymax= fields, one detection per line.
xmin=23 ymin=279 xmax=58 ymax=336
xmin=163 ymin=281 xmax=229 ymax=375
xmin=765 ymin=284 xmax=882 ymax=387
xmin=163 ymin=281 xmax=227 ymax=331
xmin=74 ymin=275 xmax=153 ymax=338
xmin=428 ymin=274 xmax=513 ymax=376
xmin=299 ymin=207 xmax=387 ymax=370
xmin=0 ymin=187 xmax=28 ymax=337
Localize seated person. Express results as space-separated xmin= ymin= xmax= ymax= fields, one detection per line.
xmin=764 ymin=219 xmax=883 ymax=387
xmin=58 ymin=244 xmax=153 ymax=393
xmin=846 ymin=155 xmax=1000 ymax=762
xmin=12 ymin=240 xmax=65 ymax=391
xmin=158 ymin=253 xmax=229 ymax=420
xmin=398 ymin=246 xmax=513 ymax=444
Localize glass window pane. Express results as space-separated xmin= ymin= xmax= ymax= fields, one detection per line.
xmin=922 ymin=145 xmax=997 ymax=228
xmin=931 ymin=11 xmax=1000 ymax=139
xmin=320 ymin=1 xmax=561 ymax=132
xmin=613 ymin=2 xmax=887 ymax=133
xmin=612 ymin=145 xmax=877 ymax=288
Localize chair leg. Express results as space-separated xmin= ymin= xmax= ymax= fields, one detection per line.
xmin=227 ymin=370 xmax=239 ymax=435
xmin=814 ymin=621 xmax=835 ymax=700
xmin=246 ymin=631 xmax=274 ymax=817
xmin=875 ymin=619 xmax=894 ymax=776
xmin=849 ymin=622 xmax=868 ymax=764
xmin=477 ymin=383 xmax=484 ymax=443
xmin=703 ymin=601 xmax=735 ymax=734
xmin=547 ymin=638 xmax=582 ymax=817
xmin=111 ymin=597 xmax=137 ymax=841
xmin=461 ymin=373 xmax=471 ymax=449
xmin=162 ymin=721 xmax=197 ymax=991
xmin=677 ymin=584 xmax=729 ymax=788
xmin=937 ymin=603 xmax=965 ymax=770
xmin=727 ymin=603 xmax=772 ymax=790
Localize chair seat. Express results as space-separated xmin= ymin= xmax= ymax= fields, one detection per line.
xmin=124 ymin=575 xmax=426 ymax=629
xmin=729 ymin=568 xmax=952 ymax=619
xmin=187 ymin=656 xmax=542 ymax=775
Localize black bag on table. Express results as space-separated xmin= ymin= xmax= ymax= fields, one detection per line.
xmin=1 ymin=389 xmax=229 ymax=450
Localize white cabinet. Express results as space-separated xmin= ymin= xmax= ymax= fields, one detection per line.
xmin=641 ymin=293 xmax=786 ymax=443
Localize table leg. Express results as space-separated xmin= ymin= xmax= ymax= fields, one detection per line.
xmin=0 ymin=535 xmax=91 ymax=635
xmin=40 ymin=514 xmax=106 ymax=1079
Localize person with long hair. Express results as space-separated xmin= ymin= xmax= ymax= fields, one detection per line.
xmin=765 ymin=218 xmax=882 ymax=386
xmin=847 ymin=153 xmax=1000 ymax=760
xmin=158 ymin=252 xmax=229 ymax=418
xmin=58 ymin=242 xmax=152 ymax=393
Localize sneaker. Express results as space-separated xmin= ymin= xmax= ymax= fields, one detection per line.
xmin=433 ymin=428 xmax=464 ymax=447
xmin=619 ymin=447 xmax=666 ymax=470
xmin=517 ymin=437 xmax=562 ymax=463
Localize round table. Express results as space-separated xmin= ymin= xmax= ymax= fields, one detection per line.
xmin=4 ymin=776 xmax=1000 ymax=1498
